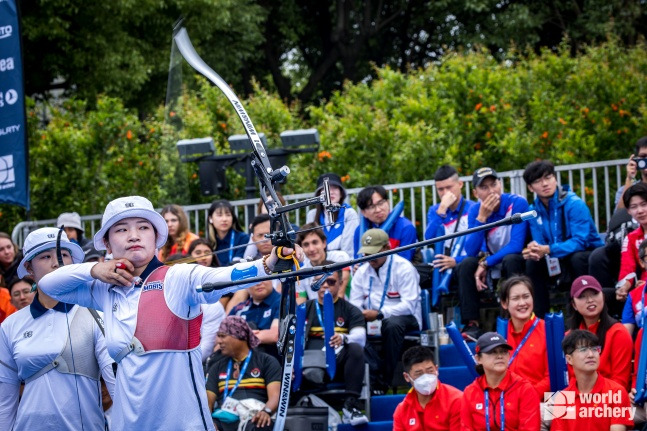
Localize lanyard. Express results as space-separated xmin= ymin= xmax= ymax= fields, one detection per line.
xmin=484 ymin=389 xmax=505 ymax=431
xmin=368 ymin=256 xmax=394 ymax=311
xmin=223 ymin=351 xmax=252 ymax=402
xmin=229 ymin=231 xmax=235 ymax=263
xmin=315 ymin=300 xmax=324 ymax=327
xmin=508 ymin=317 xmax=540 ymax=365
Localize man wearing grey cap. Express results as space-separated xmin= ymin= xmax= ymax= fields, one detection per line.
xmin=456 ymin=167 xmax=529 ymax=341
xmin=350 ymin=228 xmax=421 ymax=392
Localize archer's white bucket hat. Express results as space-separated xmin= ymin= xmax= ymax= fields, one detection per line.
xmin=93 ymin=196 xmax=168 ymax=251
xmin=18 ymin=227 xmax=85 ymax=278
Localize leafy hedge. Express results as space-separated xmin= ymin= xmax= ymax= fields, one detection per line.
xmin=1 ymin=39 xmax=646 ymax=232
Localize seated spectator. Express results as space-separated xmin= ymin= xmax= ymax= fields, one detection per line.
xmin=82 ymin=243 xmax=105 ymax=263
xmin=552 ymin=330 xmax=633 ymax=431
xmin=8 ymin=277 xmax=35 ymax=310
xmin=296 ymin=223 xmax=350 ymax=303
xmin=622 ymin=239 xmax=647 ymax=335
xmin=456 ymin=167 xmax=528 ymax=340
xmin=56 ymin=212 xmax=91 ymax=247
xmin=189 ymin=238 xmax=220 ymax=268
xmin=589 ymin=136 xmax=647 ymax=293
xmin=353 ymin=185 xmax=419 ymax=261
xmin=568 ymin=276 xmax=632 ymax=390
xmin=424 ymin=165 xmax=475 ymax=275
xmin=460 ymin=332 xmax=540 ymax=430
xmin=229 ymin=280 xmax=280 ymax=357
xmin=306 ymin=172 xmax=359 ymax=257
xmin=615 ymin=183 xmax=647 ymax=303
xmin=244 ymin=215 xmax=273 ymax=261
xmin=499 ymin=276 xmax=549 ymax=399
xmin=522 ymin=160 xmax=603 ymax=317
xmin=303 ymin=265 xmax=368 ymax=425
xmin=206 ymin=316 xmax=280 ymax=431
xmin=350 ymin=229 xmax=421 ymax=391
xmin=208 ymin=200 xmax=250 ymax=266
xmin=0 ymin=232 xmax=21 ymax=284
xmin=158 ymin=204 xmax=200 ymax=262
xmin=393 ymin=346 xmax=462 ymax=431
xmin=0 ymin=281 xmax=16 ymax=323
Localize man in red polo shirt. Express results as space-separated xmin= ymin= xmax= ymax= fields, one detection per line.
xmin=393 ymin=346 xmax=462 ymax=430
xmin=550 ymin=330 xmax=634 ymax=431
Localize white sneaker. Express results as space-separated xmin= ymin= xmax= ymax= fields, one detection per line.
xmin=342 ymin=407 xmax=369 ymax=426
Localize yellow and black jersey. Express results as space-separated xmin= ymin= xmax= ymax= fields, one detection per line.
xmin=304 ymin=298 xmax=364 ymax=350
xmin=205 ymin=348 xmax=281 ymax=404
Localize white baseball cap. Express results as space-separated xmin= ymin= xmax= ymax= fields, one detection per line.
xmin=93 ymin=196 xmax=168 ymax=251
xmin=18 ymin=227 xmax=85 ymax=279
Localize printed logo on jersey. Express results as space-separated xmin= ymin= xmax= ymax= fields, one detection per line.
xmin=336 ymin=317 xmax=345 ymax=327
xmin=23 ymin=331 xmax=32 ymax=338
xmin=250 ymin=368 xmax=261 ymax=378
xmin=143 ymin=281 xmax=163 ymax=292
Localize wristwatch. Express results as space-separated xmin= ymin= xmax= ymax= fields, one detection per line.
xmin=262 ymin=407 xmax=273 ymax=415
xmin=376 ymin=311 xmax=384 ymax=320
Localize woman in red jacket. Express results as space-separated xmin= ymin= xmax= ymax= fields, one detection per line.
xmin=461 ymin=332 xmax=540 ymax=431
xmin=499 ymin=276 xmax=549 ymax=400
xmin=567 ymin=275 xmax=633 ymax=390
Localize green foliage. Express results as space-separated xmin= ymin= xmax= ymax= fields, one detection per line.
xmin=2 ymin=39 xmax=646 ymax=233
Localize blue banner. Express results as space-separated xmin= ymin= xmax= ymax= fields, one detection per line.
xmin=0 ymin=0 xmax=29 ymax=209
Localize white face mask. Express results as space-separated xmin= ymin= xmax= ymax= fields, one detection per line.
xmin=410 ymin=372 xmax=438 ymax=396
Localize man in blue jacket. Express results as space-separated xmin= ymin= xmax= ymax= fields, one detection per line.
xmin=456 ymin=167 xmax=528 ymax=341
xmin=522 ymin=160 xmax=603 ymax=317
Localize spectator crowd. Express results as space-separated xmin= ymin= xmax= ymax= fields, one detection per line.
xmin=0 ymin=137 xmax=647 ymax=430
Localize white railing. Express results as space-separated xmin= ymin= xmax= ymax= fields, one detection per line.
xmin=11 ymin=159 xmax=629 ymax=247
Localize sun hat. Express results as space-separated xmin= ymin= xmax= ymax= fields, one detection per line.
xmin=93 ymin=196 xmax=168 ymax=251
xmin=56 ymin=212 xmax=84 ymax=232
xmin=17 ymin=227 xmax=85 ymax=278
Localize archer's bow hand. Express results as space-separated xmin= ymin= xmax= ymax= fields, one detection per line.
xmin=264 ymin=245 xmax=304 ymax=273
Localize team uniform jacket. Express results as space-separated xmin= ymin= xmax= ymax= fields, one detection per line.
xmin=567 ymin=321 xmax=633 ymax=390
xmin=38 ymin=256 xmax=266 ymax=431
xmin=393 ymin=383 xmax=462 ymax=431
xmin=460 ymin=371 xmax=540 ymax=430
xmin=551 ymin=373 xmax=633 ymax=430
xmin=349 ymin=254 xmax=422 ymax=328
xmin=306 ymin=204 xmax=359 ymax=258
xmin=297 ymin=250 xmax=350 ymax=300
xmin=424 ymin=197 xmax=476 ymax=265
xmin=463 ymin=193 xmax=529 ymax=269
xmin=619 ymin=225 xmax=647 ymax=283
xmin=527 ymin=186 xmax=603 ymax=258
xmin=0 ymin=301 xmax=115 ymax=430
xmin=214 ymin=229 xmax=250 ymax=266
xmin=506 ymin=316 xmax=550 ymax=399
xmin=353 ymin=215 xmax=419 ymax=261
xmin=621 ymin=283 xmax=647 ymax=328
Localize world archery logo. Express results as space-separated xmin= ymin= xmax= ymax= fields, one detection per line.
xmin=23 ymin=331 xmax=32 ymax=338
xmin=543 ymin=391 xmax=576 ymax=420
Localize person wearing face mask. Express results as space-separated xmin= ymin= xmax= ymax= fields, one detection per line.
xmin=393 ymin=346 xmax=462 ymax=431
xmin=461 ymin=332 xmax=540 ymax=431
xmin=499 ymin=276 xmax=549 ymax=400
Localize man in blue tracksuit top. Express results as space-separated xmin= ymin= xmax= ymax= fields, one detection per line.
xmin=522 ymin=160 xmax=603 ymax=317
xmin=353 ymin=185 xmax=418 ymax=261
xmin=456 ymin=167 xmax=528 ymax=341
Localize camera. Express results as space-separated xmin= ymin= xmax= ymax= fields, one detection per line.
xmin=635 ymin=158 xmax=647 ymax=170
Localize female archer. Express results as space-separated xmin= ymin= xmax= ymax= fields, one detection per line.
xmin=39 ymin=196 xmax=302 ymax=430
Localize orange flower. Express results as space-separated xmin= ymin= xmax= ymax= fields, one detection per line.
xmin=611 ymin=104 xmax=618 ymax=111
xmin=169 ymin=111 xmax=176 ymax=117
xmin=558 ymin=118 xmax=567 ymax=125
xmin=341 ymin=174 xmax=350 ymax=183
xmin=541 ymin=131 xmax=549 ymax=139
xmin=219 ymin=122 xmax=227 ymax=130
xmin=317 ymin=151 xmax=332 ymax=162
xmin=191 ymin=173 xmax=198 ymax=179
xmin=474 ymin=142 xmax=482 ymax=150
xmin=138 ymin=161 xmax=144 ymax=166
xmin=619 ymin=109 xmax=629 ymax=117
xmin=485 ymin=131 xmax=492 ymax=139
xmin=489 ymin=105 xmax=496 ymax=112
xmin=581 ymin=107 xmax=589 ymax=114
xmin=126 ymin=130 xmax=133 ymax=140
xmin=415 ymin=221 xmax=421 ymax=226
xmin=149 ymin=127 xmax=155 ymax=133
xmin=474 ymin=103 xmax=483 ymax=111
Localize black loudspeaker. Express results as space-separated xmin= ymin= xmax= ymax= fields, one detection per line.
xmin=283 ymin=406 xmax=329 ymax=431
xmin=198 ymin=161 xmax=228 ymax=196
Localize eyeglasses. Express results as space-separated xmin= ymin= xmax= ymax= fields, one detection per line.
xmin=531 ymin=174 xmax=555 ymax=186
xmin=571 ymin=345 xmax=601 ymax=355
xmin=365 ymin=199 xmax=389 ymax=212
xmin=628 ymin=201 xmax=647 ymax=212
